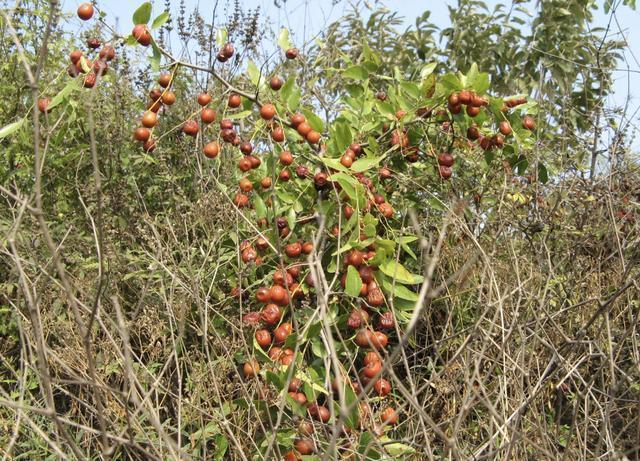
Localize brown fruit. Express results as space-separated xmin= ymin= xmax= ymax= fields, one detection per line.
xmin=359 ymin=266 xmax=374 ymax=284
xmin=182 ymin=120 xmax=199 ymax=136
xmin=260 ymin=177 xmax=272 ymax=189
xmin=203 ymin=141 xmax=220 ymax=158
xmin=285 ymin=48 xmax=299 ymax=59
xmin=69 ymin=50 xmax=83 ymax=64
xmin=377 ymin=312 xmax=395 ymax=330
xmin=285 ymin=242 xmax=302 ymax=258
xmin=466 ymin=105 xmax=481 ymax=117
xmin=448 ymin=103 xmax=462 ymax=115
xmin=255 ymin=287 xmax=271 ymax=303
xmin=298 ymin=420 xmax=315 ymax=436
xmin=378 ymin=203 xmax=394 ymax=219
xmin=274 ymin=322 xmax=293 ymax=344
xmin=158 ymin=73 xmax=171 ymax=88
xmin=458 ymin=90 xmax=472 ymax=105
xmin=149 ymin=88 xmax=162 ymax=101
xmin=197 ymin=92 xmax=212 ymax=106
xmin=287 ymin=378 xmax=302 ymax=393
xmin=222 ymin=129 xmax=237 ymax=144
xmin=255 ymin=329 xmax=272 ymax=348
xmin=467 ymin=125 xmax=480 ymax=140
xmin=390 ymin=129 xmax=409 ymax=148
xmin=249 ymin=155 xmax=261 ymax=168
xmin=201 ymin=108 xmax=216 ymax=124
xmin=448 ymin=92 xmax=460 ymax=106
xmin=260 ymin=104 xmax=276 ymax=120
xmin=132 ymin=24 xmax=152 ymax=47
xmin=289 ymin=392 xmax=307 ymax=406
xmin=344 ymin=205 xmax=354 ymax=219
xmin=239 ymin=177 xmax=253 ymax=192
xmin=238 ymin=142 xmax=252 ymax=155
xmin=294 ymin=439 xmax=314 ymax=455
xmin=362 ymin=359 xmax=382 ymax=379
xmin=269 ymin=76 xmax=283 ymax=90
xmin=77 ymin=3 xmax=94 ymax=20
xmin=242 ymin=360 xmax=260 ymax=378
xmin=499 ymin=120 xmax=512 ymax=136
xmin=161 ymin=91 xmax=176 ymax=105
xmin=283 ymin=450 xmax=299 ymax=461
xmin=260 ymin=304 xmax=282 ymax=326
xmin=142 ymin=139 xmax=156 ymax=152
xmin=295 ymin=165 xmax=309 ymax=179
xmin=355 ymin=329 xmax=373 ymax=347
xmin=85 ymin=39 xmax=99 ymax=51
xmin=306 ymin=130 xmax=321 ymax=144
xmin=234 ymin=193 xmax=250 ymax=208
xmin=437 ymin=153 xmax=454 ymax=167
xmin=372 ymin=331 xmax=388 ymax=350
xmin=438 ymin=165 xmax=452 ymax=180
xmin=279 ymin=150 xmax=294 ymax=166
xmin=272 ymin=126 xmax=285 ymax=143
xmin=241 ymin=246 xmax=256 ymax=262
xmin=296 ymin=122 xmax=312 ymax=137
xmin=302 ymin=242 xmax=313 ymax=254
xmin=221 ymin=42 xmax=234 ymax=59
xmin=268 ymin=347 xmax=283 ymax=361
xmin=228 ymin=93 xmax=241 ymax=108
xmin=376 ymin=90 xmax=387 ymax=101
xmin=269 ymin=285 xmax=288 ymax=305
xmin=381 ymin=407 xmax=399 ymax=425
xmin=522 ymin=115 xmax=536 ymax=130
xmin=37 ymin=98 xmax=50 ymax=113
xmin=363 ymin=351 xmax=382 ymax=366
xmin=133 ymin=127 xmax=151 ymax=142
xmin=220 ymin=119 xmax=233 ymax=130
xmin=141 ymin=111 xmax=157 ymax=128
xmin=83 ymin=72 xmax=97 ymax=88
xmin=347 ymin=309 xmax=370 ymax=329
xmin=340 ymin=155 xmax=353 ymax=168
xmin=92 ymin=59 xmax=108 ymax=76
xmin=291 ymin=113 xmax=305 ymax=127
xmin=308 ymin=404 xmax=330 ymax=423
xmin=374 ymin=378 xmax=391 ymax=397
xmin=99 ymin=45 xmax=115 ymax=61
xmin=379 ymin=167 xmax=392 ymax=179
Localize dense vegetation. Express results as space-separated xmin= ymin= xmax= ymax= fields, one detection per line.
xmin=0 ymin=0 xmax=638 ymax=460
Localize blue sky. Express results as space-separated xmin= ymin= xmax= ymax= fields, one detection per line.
xmin=66 ymin=0 xmax=639 ymax=140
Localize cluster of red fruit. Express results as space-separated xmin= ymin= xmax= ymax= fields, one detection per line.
xmin=37 ymin=3 xmax=114 ymax=113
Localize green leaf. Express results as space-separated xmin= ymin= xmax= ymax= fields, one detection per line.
xmin=345 ymin=265 xmax=362 ymax=297
xmin=213 ymin=434 xmax=228 ymax=460
xmin=151 ymin=11 xmax=170 ymax=29
xmin=302 ymin=109 xmax=324 ymax=132
xmin=320 ymin=157 xmax=348 ymax=173
xmin=132 ymin=2 xmax=152 ymax=25
xmin=333 ymin=122 xmax=352 ymax=153
xmin=381 ymin=279 xmax=419 ymax=301
xmin=0 ymin=119 xmax=25 ymax=140
xmin=277 ymin=28 xmax=293 ymax=51
xmin=254 ymin=194 xmax=267 ymax=219
xmin=351 ymin=156 xmax=383 ymax=173
xmin=343 ymin=65 xmax=369 ymax=81
xmin=150 ymin=42 xmax=162 ymax=71
xmin=538 ymin=162 xmax=549 ymax=184
xmin=379 ymin=260 xmax=424 ymax=284
xmin=216 ymin=28 xmax=228 ymax=47
xmin=48 ymin=79 xmax=80 ymax=110
xmin=343 ymin=384 xmax=360 ymax=429
xmin=226 ymin=110 xmax=252 ymax=120
xmin=247 ymin=61 xmax=264 ymax=87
